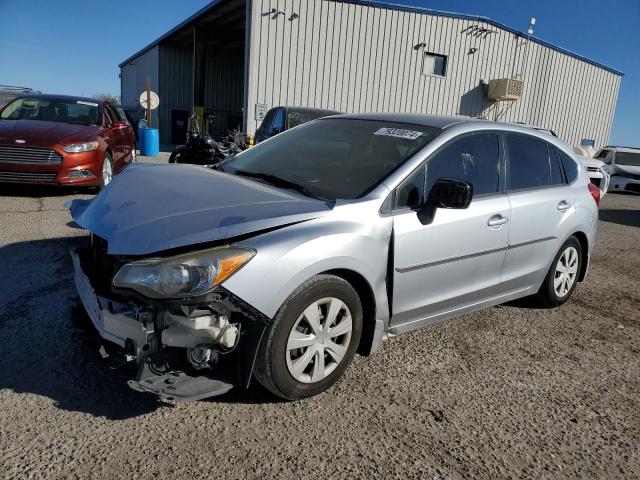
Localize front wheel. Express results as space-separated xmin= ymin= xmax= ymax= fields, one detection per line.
xmin=99 ymin=152 xmax=113 ymax=189
xmin=254 ymin=275 xmax=363 ymax=400
xmin=534 ymin=236 xmax=582 ymax=307
xmin=169 ymin=151 xmax=180 ymax=163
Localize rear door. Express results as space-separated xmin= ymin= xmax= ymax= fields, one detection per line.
xmin=390 ymin=132 xmax=510 ymax=332
xmin=102 ymin=104 xmax=124 ymax=166
xmin=499 ymin=133 xmax=575 ymax=294
xmin=116 ymin=107 xmax=136 ymax=163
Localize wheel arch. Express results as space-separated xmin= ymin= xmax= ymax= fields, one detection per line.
xmin=320 ymin=268 xmax=377 ymax=356
xmin=570 ymin=230 xmax=589 ymax=282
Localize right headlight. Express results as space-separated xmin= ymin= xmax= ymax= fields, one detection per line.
xmin=112 ymin=246 xmax=255 ymax=299
xmin=63 ymin=141 xmax=100 ymax=153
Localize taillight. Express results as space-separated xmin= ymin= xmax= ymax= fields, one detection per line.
xmin=588 ymin=182 xmax=601 ymax=207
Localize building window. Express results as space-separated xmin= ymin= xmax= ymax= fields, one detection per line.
xmin=422 ymin=52 xmax=447 ymax=77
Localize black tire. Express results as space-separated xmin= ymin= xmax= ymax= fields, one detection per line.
xmin=534 ymin=236 xmax=582 ymax=308
xmin=169 ymin=151 xmax=180 ymax=163
xmin=254 ymin=274 xmax=363 ymax=400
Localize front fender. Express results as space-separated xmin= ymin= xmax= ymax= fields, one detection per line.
xmin=222 ymin=211 xmax=392 ymax=323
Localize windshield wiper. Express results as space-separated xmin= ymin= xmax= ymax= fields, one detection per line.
xmin=233 ymin=170 xmax=326 ymax=201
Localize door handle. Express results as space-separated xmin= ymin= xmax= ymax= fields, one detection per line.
xmin=487 ymin=214 xmax=508 ymax=227
xmin=557 ymin=201 xmax=571 ymax=211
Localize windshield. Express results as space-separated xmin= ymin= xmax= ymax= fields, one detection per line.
xmin=615 ymin=152 xmax=640 ymax=167
xmin=0 ymin=97 xmax=100 ymax=126
xmin=221 ymin=118 xmax=441 ymax=200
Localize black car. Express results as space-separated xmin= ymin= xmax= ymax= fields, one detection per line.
xmin=254 ymin=106 xmax=340 ymax=144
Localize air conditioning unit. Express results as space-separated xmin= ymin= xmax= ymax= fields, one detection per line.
xmin=486 ymin=78 xmax=524 ymax=101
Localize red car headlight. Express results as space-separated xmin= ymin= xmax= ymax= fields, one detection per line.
xmin=63 ymin=141 xmax=99 ymax=153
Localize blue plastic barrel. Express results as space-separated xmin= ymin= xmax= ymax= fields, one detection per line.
xmin=137 ymin=119 xmax=148 ymax=152
xmin=140 ymin=128 xmax=159 ymax=157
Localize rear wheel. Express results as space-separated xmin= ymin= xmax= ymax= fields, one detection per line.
xmin=254 ymin=275 xmax=363 ymax=400
xmin=534 ymin=236 xmax=582 ymax=307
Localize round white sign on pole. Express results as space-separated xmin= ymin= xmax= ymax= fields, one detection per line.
xmin=139 ymin=91 xmax=160 ymax=110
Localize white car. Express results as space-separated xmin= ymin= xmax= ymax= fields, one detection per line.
xmin=594 ymin=146 xmax=640 ymax=194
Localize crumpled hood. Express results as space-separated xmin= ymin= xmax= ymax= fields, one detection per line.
xmin=69 ymin=163 xmax=332 ymax=255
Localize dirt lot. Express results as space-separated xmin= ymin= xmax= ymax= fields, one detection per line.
xmin=0 ymin=178 xmax=638 ymax=480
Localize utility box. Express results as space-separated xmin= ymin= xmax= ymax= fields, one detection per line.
xmin=486 ymin=78 xmax=524 ymax=101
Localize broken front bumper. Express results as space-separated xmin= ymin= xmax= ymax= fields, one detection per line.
xmin=71 ymin=248 xmax=268 ymax=401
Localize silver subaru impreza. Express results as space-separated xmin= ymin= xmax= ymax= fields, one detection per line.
xmin=69 ymin=114 xmax=599 ymax=401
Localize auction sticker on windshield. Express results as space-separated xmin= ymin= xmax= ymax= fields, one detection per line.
xmin=77 ymin=101 xmax=99 ymax=107
xmin=373 ymin=127 xmax=424 ymax=140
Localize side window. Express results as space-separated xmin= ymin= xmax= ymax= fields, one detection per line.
xmin=422 ymin=52 xmax=447 ymax=77
xmin=425 ymin=133 xmax=500 ymax=196
xmin=558 ymin=150 xmax=579 ymax=184
xmin=103 ymin=105 xmax=114 ymax=127
xmin=271 ymin=108 xmax=285 ymax=135
xmin=549 ymin=146 xmax=565 ymax=185
xmin=393 ymin=165 xmax=426 ymax=210
xmin=506 ymin=134 xmax=551 ymax=190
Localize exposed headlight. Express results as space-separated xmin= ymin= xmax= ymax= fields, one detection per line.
xmin=112 ymin=247 xmax=255 ymax=299
xmin=63 ymin=141 xmax=99 ymax=153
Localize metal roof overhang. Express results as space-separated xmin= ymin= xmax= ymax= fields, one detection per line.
xmin=119 ymin=0 xmax=245 ymax=67
xmin=120 ymin=0 xmax=624 ymax=76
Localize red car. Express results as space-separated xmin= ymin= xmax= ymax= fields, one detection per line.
xmin=0 ymin=94 xmax=136 ymax=188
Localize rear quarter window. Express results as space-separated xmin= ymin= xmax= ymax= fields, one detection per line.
xmin=557 ymin=150 xmax=579 ymax=184
xmin=505 ymin=134 xmax=551 ymax=190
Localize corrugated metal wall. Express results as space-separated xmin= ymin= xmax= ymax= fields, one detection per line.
xmin=120 ymin=46 xmax=159 ymax=129
xmin=156 ymin=43 xmax=244 ymax=142
xmin=204 ymin=46 xmax=245 ymax=137
xmin=158 ymin=43 xmax=194 ymax=143
xmin=246 ymin=0 xmax=621 ymax=147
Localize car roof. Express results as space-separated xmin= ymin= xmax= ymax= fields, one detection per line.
xmin=283 ymin=106 xmax=341 ymax=115
xmin=13 ymin=93 xmax=105 ymax=105
xmin=604 ymin=146 xmax=640 ymax=153
xmin=324 ymin=112 xmax=579 ymax=155
xmin=328 ymin=112 xmax=469 ymax=129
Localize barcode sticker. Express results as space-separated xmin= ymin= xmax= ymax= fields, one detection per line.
xmin=373 ymin=127 xmax=424 ymax=140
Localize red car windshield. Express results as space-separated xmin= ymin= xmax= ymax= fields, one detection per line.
xmin=0 ymin=97 xmax=100 ymax=126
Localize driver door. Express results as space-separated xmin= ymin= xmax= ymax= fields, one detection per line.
xmin=390 ymin=132 xmax=510 ymax=333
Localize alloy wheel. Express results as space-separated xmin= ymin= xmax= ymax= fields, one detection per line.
xmin=286 ymin=297 xmax=353 ymax=384
xmin=102 ymin=158 xmax=113 ymax=186
xmin=554 ymin=246 xmax=579 ymax=297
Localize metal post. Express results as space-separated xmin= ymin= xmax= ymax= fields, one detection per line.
xmin=146 ymin=76 xmax=152 ymax=129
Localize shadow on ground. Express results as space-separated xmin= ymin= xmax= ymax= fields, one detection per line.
xmin=599 ymin=208 xmax=640 ymax=228
xmin=0 ymin=183 xmax=94 ymax=198
xmin=0 ymin=236 xmax=278 ymax=420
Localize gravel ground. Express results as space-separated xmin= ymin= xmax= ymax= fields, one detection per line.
xmin=0 ymin=175 xmax=638 ymax=479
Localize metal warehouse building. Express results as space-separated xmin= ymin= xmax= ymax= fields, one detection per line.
xmin=119 ymin=0 xmax=623 ymax=147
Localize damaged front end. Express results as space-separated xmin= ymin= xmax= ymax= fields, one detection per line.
xmin=71 ymin=235 xmax=269 ymax=402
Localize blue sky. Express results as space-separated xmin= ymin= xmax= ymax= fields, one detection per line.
xmin=0 ymin=0 xmax=637 ymax=145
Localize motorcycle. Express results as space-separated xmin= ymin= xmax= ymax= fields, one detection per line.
xmin=169 ymin=113 xmax=224 ymax=165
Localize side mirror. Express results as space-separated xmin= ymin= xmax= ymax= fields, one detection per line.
xmin=418 ymin=178 xmax=473 ymax=224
